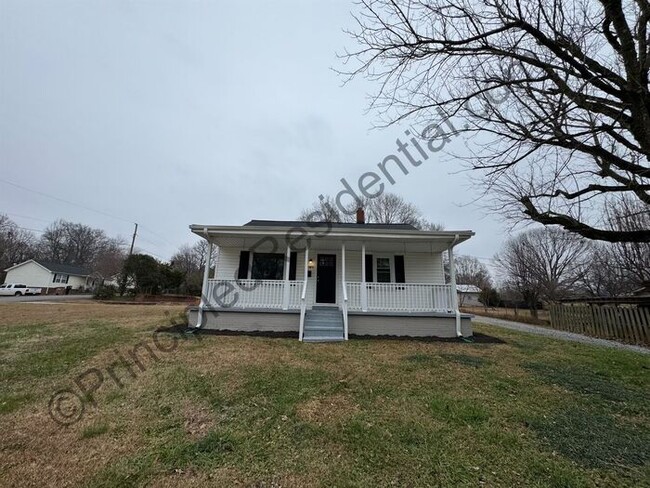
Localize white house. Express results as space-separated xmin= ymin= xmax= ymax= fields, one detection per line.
xmin=187 ymin=215 xmax=474 ymax=342
xmin=3 ymin=260 xmax=95 ymax=292
xmin=457 ymin=284 xmax=483 ymax=307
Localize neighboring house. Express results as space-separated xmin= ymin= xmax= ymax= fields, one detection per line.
xmin=457 ymin=284 xmax=482 ymax=307
xmin=188 ymin=213 xmax=474 ymax=342
xmin=3 ymin=260 xmax=94 ymax=293
xmin=631 ymin=281 xmax=650 ymax=298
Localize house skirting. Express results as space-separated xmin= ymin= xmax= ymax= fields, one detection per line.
xmin=187 ymin=308 xmax=472 ymax=338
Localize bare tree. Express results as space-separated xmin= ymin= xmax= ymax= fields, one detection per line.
xmin=495 ymin=227 xmax=592 ymax=315
xmin=581 ymin=196 xmax=650 ymax=295
xmin=37 ymin=220 xmax=116 ymax=267
xmin=455 ymin=255 xmax=492 ymax=288
xmin=0 ymin=215 xmax=36 ymax=273
xmin=298 ymin=195 xmax=347 ymax=223
xmin=170 ymin=241 xmax=216 ymax=294
xmin=581 ymin=243 xmax=632 ymax=297
xmin=344 ymin=0 xmax=650 ymax=242
xmin=298 ymin=192 xmax=444 ymax=229
xmin=92 ymin=237 xmax=127 ymax=280
xmin=605 ymin=196 xmax=650 ymax=282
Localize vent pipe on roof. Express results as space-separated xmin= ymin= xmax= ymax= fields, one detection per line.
xmin=356 ymin=207 xmax=365 ymax=224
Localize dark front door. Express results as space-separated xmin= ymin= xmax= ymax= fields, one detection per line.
xmin=316 ymin=254 xmax=336 ymax=303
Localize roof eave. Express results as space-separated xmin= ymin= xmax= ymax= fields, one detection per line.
xmin=189 ymin=224 xmax=474 ymax=243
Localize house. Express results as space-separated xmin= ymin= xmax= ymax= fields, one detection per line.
xmin=457 ymin=284 xmax=482 ymax=307
xmin=187 ymin=212 xmax=474 ymax=342
xmin=631 ymin=281 xmax=650 ymax=298
xmin=3 ymin=259 xmax=95 ymax=293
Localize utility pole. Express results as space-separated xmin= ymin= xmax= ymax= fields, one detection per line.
xmin=128 ymin=223 xmax=138 ymax=256
xmin=120 ymin=223 xmax=138 ymax=296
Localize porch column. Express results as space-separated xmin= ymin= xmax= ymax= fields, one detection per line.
xmin=361 ymin=243 xmax=368 ymax=312
xmin=447 ymin=238 xmax=462 ymax=336
xmin=197 ymin=239 xmax=213 ymax=328
xmin=341 ymin=242 xmax=346 ymax=289
xmin=282 ymin=243 xmax=291 ymax=310
xmin=303 ymin=246 xmax=309 ymax=284
xmin=212 ymin=245 xmax=220 ymax=279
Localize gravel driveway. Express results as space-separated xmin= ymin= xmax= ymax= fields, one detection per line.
xmin=474 ymin=315 xmax=649 ymax=355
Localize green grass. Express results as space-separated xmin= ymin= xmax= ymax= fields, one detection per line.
xmin=1 ymin=306 xmax=649 ymax=487
xmin=81 ymin=422 xmax=110 ymax=439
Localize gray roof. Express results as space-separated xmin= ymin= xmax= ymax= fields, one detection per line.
xmin=35 ymin=260 xmax=90 ymax=276
xmin=244 ymin=219 xmax=419 ymax=231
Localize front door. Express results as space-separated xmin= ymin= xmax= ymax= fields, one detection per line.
xmin=316 ymin=254 xmax=336 ymax=303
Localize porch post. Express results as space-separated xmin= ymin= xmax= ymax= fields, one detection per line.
xmin=341 ymin=242 xmax=346 ymax=290
xmin=197 ymin=239 xmax=213 ymax=328
xmin=303 ymin=246 xmax=309 ymax=283
xmin=212 ymin=245 xmax=220 ymax=279
xmin=282 ymin=243 xmax=291 ymax=310
xmin=361 ymin=243 xmax=368 ymax=312
xmin=447 ymin=237 xmax=462 ymax=336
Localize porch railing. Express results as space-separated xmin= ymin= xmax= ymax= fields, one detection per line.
xmin=346 ymin=282 xmax=455 ymax=312
xmin=205 ymin=279 xmax=303 ymax=309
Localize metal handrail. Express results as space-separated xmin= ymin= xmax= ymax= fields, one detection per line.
xmin=299 ymin=279 xmax=308 ymax=341
xmin=342 ymin=279 xmax=349 ymax=340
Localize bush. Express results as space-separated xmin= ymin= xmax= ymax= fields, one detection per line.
xmin=94 ymin=284 xmax=117 ymax=300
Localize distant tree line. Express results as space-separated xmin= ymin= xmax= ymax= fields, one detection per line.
xmin=298 ymin=192 xmax=444 ymax=230
xmin=0 ymin=215 xmax=126 ymax=282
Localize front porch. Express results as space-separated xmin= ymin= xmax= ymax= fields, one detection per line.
xmin=190 ymin=221 xmax=474 ymax=340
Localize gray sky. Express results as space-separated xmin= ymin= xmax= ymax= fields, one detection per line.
xmin=1 ymin=0 xmax=504 ymax=267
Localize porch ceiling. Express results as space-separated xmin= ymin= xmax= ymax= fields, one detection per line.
xmin=190 ymin=224 xmax=474 ymax=253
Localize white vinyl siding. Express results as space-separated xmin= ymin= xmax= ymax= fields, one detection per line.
xmin=212 ymin=247 xmax=446 ymax=307
xmin=3 ymin=261 xmax=90 ymax=289
xmin=4 ymin=263 xmax=52 ymax=287
xmin=404 ymin=252 xmax=445 ymax=284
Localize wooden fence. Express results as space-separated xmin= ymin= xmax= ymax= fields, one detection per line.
xmin=548 ymin=303 xmax=650 ymax=346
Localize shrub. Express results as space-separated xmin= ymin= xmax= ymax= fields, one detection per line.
xmin=94 ymin=284 xmax=117 ymax=300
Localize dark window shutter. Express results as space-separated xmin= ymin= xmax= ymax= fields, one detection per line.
xmin=289 ymin=251 xmax=297 ymax=280
xmin=394 ymin=255 xmax=405 ymax=283
xmin=237 ymin=251 xmax=250 ymax=279
xmin=365 ymin=254 xmax=374 ymax=282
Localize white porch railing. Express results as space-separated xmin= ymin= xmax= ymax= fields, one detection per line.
xmin=346 ymin=282 xmax=455 ymax=312
xmin=205 ymin=279 xmax=303 ymax=309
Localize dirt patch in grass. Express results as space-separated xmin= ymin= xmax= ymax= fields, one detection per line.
xmin=296 ymin=393 xmax=360 ymax=425
xmin=182 ymin=401 xmax=216 ymax=440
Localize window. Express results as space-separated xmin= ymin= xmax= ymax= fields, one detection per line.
xmin=251 ymin=253 xmax=284 ymax=280
xmin=53 ymin=274 xmax=69 ymax=284
xmin=376 ymin=257 xmax=391 ymax=283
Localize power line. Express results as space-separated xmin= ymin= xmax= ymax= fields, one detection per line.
xmin=0 ymin=177 xmax=135 ymax=225
xmin=3 ymin=212 xmax=52 ymax=223
xmin=0 ymin=177 xmax=180 ymax=254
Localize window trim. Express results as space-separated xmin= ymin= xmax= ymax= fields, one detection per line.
xmin=373 ymin=255 xmax=394 ymax=283
xmin=53 ymin=273 xmax=69 ymax=284
xmin=250 ymin=252 xmax=285 ymax=280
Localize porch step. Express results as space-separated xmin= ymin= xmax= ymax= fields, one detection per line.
xmin=303 ymin=308 xmax=344 ymax=342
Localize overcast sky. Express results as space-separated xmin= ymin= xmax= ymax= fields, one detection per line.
xmin=1 ymin=0 xmax=506 ymax=268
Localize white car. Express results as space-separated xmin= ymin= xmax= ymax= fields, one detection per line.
xmin=0 ymin=283 xmax=42 ymax=296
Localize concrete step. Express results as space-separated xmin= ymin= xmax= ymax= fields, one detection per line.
xmin=304 ymin=318 xmax=343 ymax=325
xmin=304 ymin=325 xmax=344 ymax=332
xmin=305 ymin=312 xmax=343 ymax=320
xmin=303 ymin=308 xmax=345 ymax=343
xmin=303 ymin=336 xmax=345 ymax=342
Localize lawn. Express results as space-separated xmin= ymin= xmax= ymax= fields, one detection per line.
xmin=0 ymin=302 xmax=648 ymax=487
